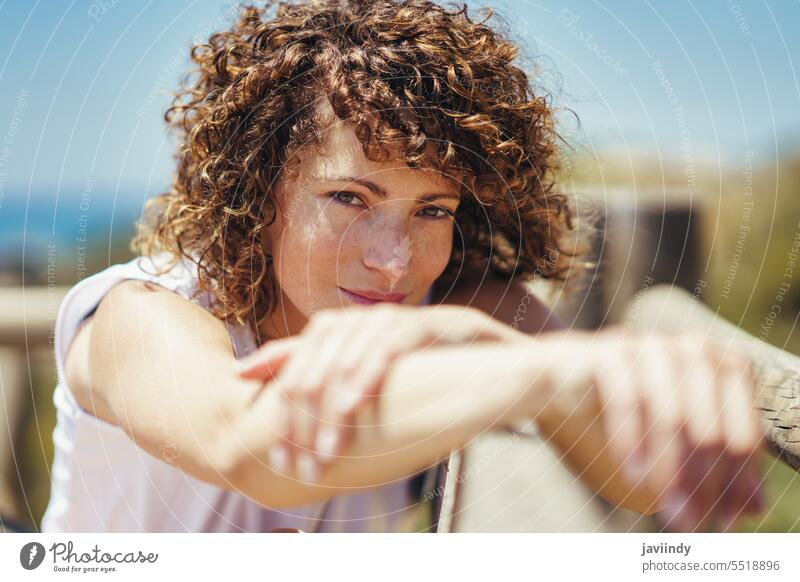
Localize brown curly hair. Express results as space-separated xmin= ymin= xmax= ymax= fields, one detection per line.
xmin=132 ymin=0 xmax=585 ymax=335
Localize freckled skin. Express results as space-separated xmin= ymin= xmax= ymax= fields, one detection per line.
xmin=258 ymin=103 xmax=463 ymax=340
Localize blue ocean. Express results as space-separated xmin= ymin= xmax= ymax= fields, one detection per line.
xmin=0 ymin=190 xmax=149 ymax=277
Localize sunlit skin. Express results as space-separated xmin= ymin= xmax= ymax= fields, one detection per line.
xmin=258 ymin=100 xmax=464 ymax=341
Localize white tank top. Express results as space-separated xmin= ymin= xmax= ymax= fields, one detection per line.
xmin=41 ymin=252 xmax=437 ymax=532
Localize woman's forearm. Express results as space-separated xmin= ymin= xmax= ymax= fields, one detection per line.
xmin=223 ymin=342 xmax=544 ymax=509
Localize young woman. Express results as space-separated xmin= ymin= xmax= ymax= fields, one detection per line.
xmin=43 ymin=0 xmax=764 ymax=533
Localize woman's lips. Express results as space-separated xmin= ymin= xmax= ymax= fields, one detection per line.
xmin=339 ymin=287 xmax=408 ymax=305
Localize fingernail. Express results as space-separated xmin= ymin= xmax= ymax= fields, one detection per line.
xmin=269 ymin=444 xmax=289 ymax=473
xmin=315 ymin=428 xmax=340 ymax=461
xmin=297 ymin=452 xmax=320 ymax=483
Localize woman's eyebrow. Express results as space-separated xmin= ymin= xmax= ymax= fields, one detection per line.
xmin=318 ymin=174 xmax=461 ymax=202
xmin=417 ymin=192 xmax=461 ymax=203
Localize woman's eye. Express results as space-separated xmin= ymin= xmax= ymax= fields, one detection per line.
xmin=419 ymin=206 xmax=454 ymax=219
xmin=329 ymin=191 xmax=365 ymax=207
xmin=328 ymin=192 xmax=453 ymax=219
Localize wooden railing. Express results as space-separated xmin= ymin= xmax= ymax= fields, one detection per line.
xmin=0 ymin=286 xmax=68 ymax=530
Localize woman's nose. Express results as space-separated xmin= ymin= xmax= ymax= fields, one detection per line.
xmin=361 ymin=219 xmax=413 ymax=281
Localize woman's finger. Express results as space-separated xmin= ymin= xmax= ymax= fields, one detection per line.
xmin=679 ymin=338 xmax=728 ymax=531
xmin=267 ymin=390 xmax=293 ymax=477
xmin=657 ymin=427 xmax=694 ymax=532
xmin=680 ymin=337 xmax=724 ymax=448
xmin=295 ymin=315 xmax=357 ymax=397
xmin=690 ymin=445 xmax=727 ymax=531
xmin=294 ymin=317 xmax=364 ymax=470
xmin=314 ymin=316 xmax=388 ymax=461
xmin=706 ymin=349 xmax=763 ymax=530
xmin=335 ymin=340 xmax=398 ymax=415
xmin=270 ymin=331 xmax=325 ymax=480
xmin=291 ymin=311 xmax=370 ymax=476
xmin=668 ymin=339 xmax=723 ymax=531
xmin=718 ymin=354 xmax=763 ymax=455
xmin=658 ymin=344 xmax=757 ymax=533
xmin=314 ymin=318 xmax=402 ymax=464
xmin=707 ymin=357 xmax=754 ymax=529
xmin=636 ymin=335 xmax=712 ymax=532
xmin=716 ymin=357 xmax=766 ymax=531
xmin=651 ymin=335 xmax=707 ymax=532
xmin=315 ymin=391 xmax=356 ymax=464
xmin=316 ymin=407 xmax=358 ymax=466
xmin=717 ymin=450 xmax=764 ymax=532
xmin=593 ymin=339 xmax=644 ymax=482
xmin=332 ymin=310 xmax=418 ymax=415
xmin=657 ymin=430 xmax=725 ymax=532
xmin=293 ymin=389 xmax=322 ymax=483
xmin=236 ymin=337 xmax=300 ymax=380
xmin=636 ymin=336 xmax=683 ymax=497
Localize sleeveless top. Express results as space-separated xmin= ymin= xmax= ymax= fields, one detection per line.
xmin=41 ymin=252 xmax=439 ymax=533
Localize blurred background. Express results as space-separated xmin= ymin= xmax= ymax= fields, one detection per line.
xmin=0 ymin=0 xmax=799 ymax=531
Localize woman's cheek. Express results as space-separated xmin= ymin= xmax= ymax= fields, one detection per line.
xmin=285 ymin=198 xmax=344 ymax=257
xmin=272 ymin=203 xmax=337 ymax=307
xmin=415 ymin=224 xmax=454 ymax=278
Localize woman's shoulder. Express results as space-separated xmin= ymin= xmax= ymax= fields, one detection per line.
xmin=56 ymin=252 xmax=204 ymax=358
xmin=108 ymin=251 xmax=200 ymax=298
xmin=60 ymin=252 xmax=200 ymax=317
xmin=56 ymin=253 xmax=255 ymax=417
xmin=79 ymin=253 xmax=247 ymax=357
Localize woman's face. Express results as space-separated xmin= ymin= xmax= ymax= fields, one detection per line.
xmin=261 ymin=107 xmax=462 ymax=337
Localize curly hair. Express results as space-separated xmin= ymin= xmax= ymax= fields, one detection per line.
xmin=132 ymin=0 xmax=586 ymax=335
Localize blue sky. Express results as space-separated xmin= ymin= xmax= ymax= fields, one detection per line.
xmin=0 ymin=0 xmax=798 ymax=204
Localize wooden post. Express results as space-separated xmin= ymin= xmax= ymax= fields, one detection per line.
xmin=0 ymin=348 xmax=25 ymax=525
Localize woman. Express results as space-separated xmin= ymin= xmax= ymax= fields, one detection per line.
xmin=43 ymin=0 xmax=764 ymax=533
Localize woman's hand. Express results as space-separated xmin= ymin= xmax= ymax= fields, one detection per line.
xmin=537 ymin=328 xmax=766 ymax=532
xmin=235 ymin=303 xmax=525 ymax=483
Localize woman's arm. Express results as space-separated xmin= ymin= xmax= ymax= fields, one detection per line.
xmin=83 ymin=279 xmax=544 ymax=509
xmin=84 ymin=280 xmax=263 ymax=487
xmin=441 ymin=276 xmax=659 ymax=513
xmin=450 ymin=277 xmax=761 ymax=519
xmin=86 ymin=277 xmax=760 ymax=525
xmin=225 ymin=342 xmax=547 ymax=508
